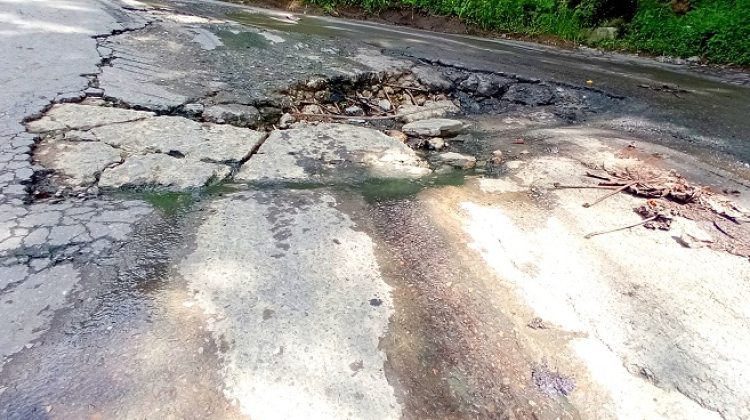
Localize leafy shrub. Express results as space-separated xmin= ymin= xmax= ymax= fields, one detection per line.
xmin=304 ymin=0 xmax=750 ymax=64
xmin=624 ymin=0 xmax=750 ymax=64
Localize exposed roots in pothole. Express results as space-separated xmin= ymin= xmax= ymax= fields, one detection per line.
xmin=284 ymin=71 xmax=451 ymax=120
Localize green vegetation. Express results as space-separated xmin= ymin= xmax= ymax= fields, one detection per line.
xmin=142 ymin=191 xmax=196 ymax=216
xmin=616 ymin=0 xmax=750 ymax=65
xmin=306 ymin=0 xmax=750 ymax=64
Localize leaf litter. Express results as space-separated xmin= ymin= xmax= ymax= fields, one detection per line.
xmin=555 ymin=166 xmax=750 ymax=260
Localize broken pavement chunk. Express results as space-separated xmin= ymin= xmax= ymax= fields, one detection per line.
xmin=402 ymin=118 xmax=465 ymax=138
xmin=35 ymin=140 xmax=122 ymax=186
xmin=397 ymin=100 xmax=460 ymax=123
xmin=202 ymin=104 xmax=261 ymax=127
xmin=437 ymin=152 xmax=477 ymax=169
xmin=673 ymin=218 xmax=714 ymax=249
xmin=411 ymin=66 xmax=452 ymax=91
xmin=458 ymin=73 xmax=513 ymax=97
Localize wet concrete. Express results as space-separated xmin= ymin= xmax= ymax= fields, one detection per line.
xmin=0 ymin=199 xmax=244 ymax=419
xmin=2 ymin=0 xmax=750 ymax=418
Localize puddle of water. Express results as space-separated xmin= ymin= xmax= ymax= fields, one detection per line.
xmin=142 ymin=191 xmax=196 ymax=216
xmin=216 ymin=29 xmax=270 ymax=49
xmin=231 ymin=169 xmax=468 ymax=202
xmin=116 ymin=183 xmax=239 ymax=217
xmin=226 ymin=11 xmax=340 ymax=38
xmin=358 ymin=170 xmax=467 ymax=203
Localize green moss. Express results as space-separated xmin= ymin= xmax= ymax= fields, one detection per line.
xmin=142 ymin=191 xmax=196 ymax=216
xmin=358 ymin=170 xmax=467 ymax=202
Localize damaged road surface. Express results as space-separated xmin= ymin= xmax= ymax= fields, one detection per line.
xmin=1 ymin=0 xmax=750 ymax=419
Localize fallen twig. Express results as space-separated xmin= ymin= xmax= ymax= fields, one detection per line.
xmin=553 ymin=183 xmax=619 ymax=190
xmin=585 ymin=171 xmax=611 ymax=181
xmin=384 ymin=89 xmax=393 ymax=107
xmin=293 ymin=106 xmax=435 ymax=121
xmin=585 ymin=216 xmax=657 ymax=239
xmin=293 ymin=112 xmax=396 ymax=121
xmin=713 ymin=220 xmax=736 ymax=238
xmin=583 ymin=181 xmax=638 ymax=208
xmin=385 ymin=84 xmax=429 ymax=93
xmin=405 ymin=88 xmax=417 ymax=105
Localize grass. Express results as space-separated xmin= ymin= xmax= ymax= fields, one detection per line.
xmin=617 ymin=0 xmax=750 ymax=65
xmin=303 ymin=0 xmax=750 ymax=65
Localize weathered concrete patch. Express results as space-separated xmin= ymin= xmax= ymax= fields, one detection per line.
xmin=26 ymin=104 xmax=153 ymax=133
xmin=402 ymin=118 xmax=465 ymax=137
xmin=99 ymin=66 xmax=190 ymax=112
xmin=235 ymin=123 xmax=430 ymax=183
xmin=352 ymin=49 xmax=413 ymax=73
xmin=98 ymin=154 xmax=230 ymax=190
xmin=35 ymin=140 xmax=122 ymax=186
xmin=180 ymin=190 xmax=401 ymax=419
xmin=460 ymin=149 xmax=750 ymax=419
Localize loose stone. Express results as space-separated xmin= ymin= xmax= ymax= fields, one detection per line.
xmin=437 ymin=152 xmax=477 ymax=169
xmin=427 ymin=138 xmax=446 ymax=151
xmin=402 ymin=118 xmax=465 ymax=138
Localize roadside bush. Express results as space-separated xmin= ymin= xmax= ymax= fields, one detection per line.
xmin=304 ymin=0 xmax=750 ymax=64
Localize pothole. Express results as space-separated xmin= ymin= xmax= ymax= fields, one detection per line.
xmin=280 ymin=65 xmax=617 ymax=127
xmin=22 ymin=59 xmax=621 ymax=201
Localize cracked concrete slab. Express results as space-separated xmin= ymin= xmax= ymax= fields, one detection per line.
xmin=98 ymin=153 xmax=230 ymax=189
xmin=180 ymin=190 xmax=401 ymax=419
xmin=235 ymin=123 xmax=431 ymax=183
xmin=90 ymin=115 xmax=265 ymax=162
xmin=30 ymin=104 xmax=266 ymax=188
xmin=203 ymin=104 xmax=260 ymax=127
xmin=352 ymin=49 xmax=414 ymax=73
xmin=99 ymin=65 xmax=192 ymax=112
